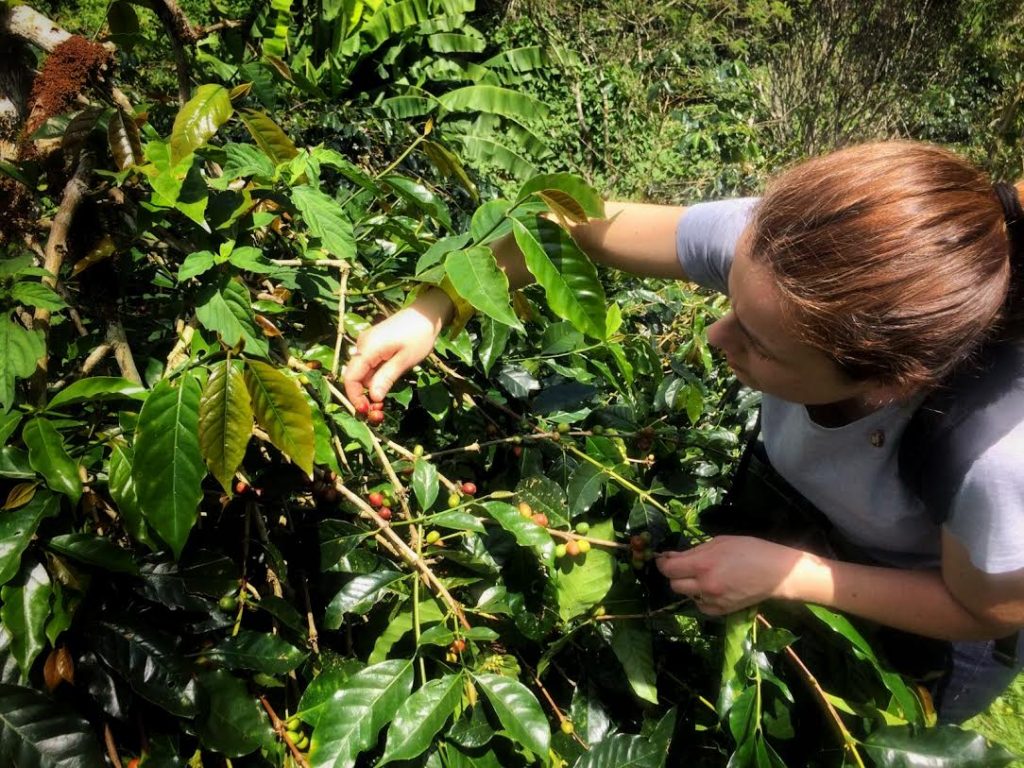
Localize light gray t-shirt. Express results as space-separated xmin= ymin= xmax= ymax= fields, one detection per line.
xmin=676 ymin=199 xmax=1024 ymax=573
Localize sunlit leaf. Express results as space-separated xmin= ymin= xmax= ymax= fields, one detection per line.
xmin=198 ymin=360 xmax=253 ymax=492
xmin=244 ymin=360 xmax=314 ymax=477
xmin=170 ymin=84 xmax=233 ymax=163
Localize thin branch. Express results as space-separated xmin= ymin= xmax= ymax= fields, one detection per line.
xmin=259 ymin=696 xmax=311 ymax=768
xmin=30 ymin=152 xmax=92 ymax=404
xmin=106 ymin=319 xmax=142 ymax=384
xmin=331 ymin=265 xmax=350 ymax=378
xmin=151 ymin=0 xmax=197 ymax=104
xmin=102 ymin=724 xmax=123 ymax=768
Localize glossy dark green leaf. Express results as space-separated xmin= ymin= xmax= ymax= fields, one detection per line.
xmin=807 ymin=605 xmax=920 ymax=721
xmin=133 ymin=374 xmax=205 ymax=559
xmin=0 ymin=447 xmax=35 ymax=480
xmin=479 ymin=501 xmax=554 ymax=561
xmin=195 ymin=278 xmax=270 ymax=358
xmin=473 ymin=672 xmax=549 ymax=757
xmin=574 ymin=732 xmax=665 ymax=768
xmin=864 ymin=725 xmax=1017 ymax=767
xmin=551 ymin=518 xmax=614 ymax=621
xmin=291 ymin=185 xmax=356 ymax=260
xmin=107 ymin=445 xmax=155 ymax=549
xmin=46 ymin=533 xmax=138 ymax=574
xmin=198 ymin=360 xmax=253 ymax=492
xmin=170 ymin=84 xmax=233 ymax=163
xmin=47 ymin=377 xmax=147 ymax=409
xmin=412 ymin=459 xmax=439 ymax=511
xmin=514 ymin=475 xmax=569 ymax=527
xmin=567 ymin=463 xmax=604 ymax=516
xmin=244 ymin=360 xmax=314 ymax=477
xmin=478 ymin=316 xmax=510 ymax=376
xmin=445 ymin=247 xmax=523 ymax=330
xmin=0 ymin=412 xmax=20 ymax=445
xmin=0 ymin=491 xmax=59 ymax=586
xmin=22 ymin=418 xmax=81 ymax=504
xmin=207 ymin=630 xmax=308 ymax=674
xmin=308 ymin=659 xmax=414 ymax=768
xmin=719 ymin=607 xmax=755 ymax=718
xmin=296 ymin=662 xmax=362 ymax=727
xmin=0 ymin=560 xmax=52 ymax=676
xmin=93 ymin=619 xmax=197 ymax=717
xmin=0 ymin=682 xmax=105 ymax=768
xmin=196 ymin=669 xmax=271 ymax=757
xmin=512 ymin=217 xmax=607 ymax=340
xmin=325 ymin=571 xmax=405 ymax=628
xmin=380 ymin=673 xmax=463 ymax=764
xmin=606 ymin=619 xmax=657 ymax=704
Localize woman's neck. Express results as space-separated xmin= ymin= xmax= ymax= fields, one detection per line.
xmin=805 ymin=397 xmax=885 ymax=428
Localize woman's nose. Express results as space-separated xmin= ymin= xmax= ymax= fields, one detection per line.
xmin=705 ymin=312 xmax=735 ymax=352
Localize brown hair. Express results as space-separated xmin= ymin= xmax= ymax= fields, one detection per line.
xmin=749 ymin=140 xmax=1023 ymax=389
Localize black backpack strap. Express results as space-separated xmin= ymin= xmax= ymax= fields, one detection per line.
xmin=899 ymin=342 xmax=1024 ymax=524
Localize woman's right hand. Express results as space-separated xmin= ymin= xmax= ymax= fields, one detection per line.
xmin=342 ymin=289 xmax=453 ymax=407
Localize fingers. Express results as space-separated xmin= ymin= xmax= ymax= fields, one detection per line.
xmin=368 ymin=354 xmax=408 ymax=402
xmin=668 ymin=577 xmax=701 ymax=599
xmin=343 ymin=350 xmax=373 ymax=404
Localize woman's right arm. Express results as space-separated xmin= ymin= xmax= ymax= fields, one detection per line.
xmin=342 ymin=201 xmax=688 ymax=404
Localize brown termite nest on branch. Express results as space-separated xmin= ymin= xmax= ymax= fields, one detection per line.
xmin=22 ymin=35 xmax=112 ymax=144
xmin=0 ymin=176 xmax=36 ymax=245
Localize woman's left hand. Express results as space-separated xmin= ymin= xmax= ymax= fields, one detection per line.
xmin=655 ymin=536 xmax=807 ymax=615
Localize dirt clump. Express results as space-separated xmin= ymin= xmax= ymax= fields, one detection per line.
xmin=22 ymin=36 xmax=112 ymax=144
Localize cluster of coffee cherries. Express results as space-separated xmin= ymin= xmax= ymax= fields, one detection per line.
xmin=554 ymin=522 xmax=593 ymax=561
xmin=282 ymin=715 xmax=308 ymax=751
xmin=444 ymin=637 xmax=466 ymax=663
xmin=354 ymin=396 xmax=386 ymax=425
xmin=628 ymin=531 xmax=652 ymax=568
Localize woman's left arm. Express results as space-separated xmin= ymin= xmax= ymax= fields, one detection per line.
xmin=656 ymin=533 xmax=1024 ymax=641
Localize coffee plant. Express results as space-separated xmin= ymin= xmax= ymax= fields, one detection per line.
xmin=0 ymin=1 xmax=1018 ymax=766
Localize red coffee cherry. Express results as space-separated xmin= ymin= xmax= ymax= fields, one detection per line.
xmin=234 ymin=480 xmax=249 ymax=495
xmin=378 ymin=507 xmax=392 ymax=521
xmin=367 ymin=410 xmax=385 ymax=425
xmin=368 ymin=492 xmax=384 ymax=508
xmin=461 ymin=482 xmax=477 ymax=496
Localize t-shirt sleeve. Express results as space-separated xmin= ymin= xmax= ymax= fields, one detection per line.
xmin=675 ymin=197 xmax=760 ymax=294
xmin=945 ymin=422 xmax=1024 ymax=573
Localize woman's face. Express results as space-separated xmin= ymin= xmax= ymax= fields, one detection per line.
xmin=705 ymin=229 xmax=890 ymax=407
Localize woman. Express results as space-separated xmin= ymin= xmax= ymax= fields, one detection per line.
xmin=343 ymin=141 xmax=1024 ymax=722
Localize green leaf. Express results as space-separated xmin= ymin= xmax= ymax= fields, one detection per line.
xmin=0 ymin=492 xmax=58 ymax=587
xmin=455 ymin=135 xmax=536 ymax=179
xmin=291 ymin=185 xmax=356 ymax=260
xmin=133 ymin=374 xmax=205 ymax=559
xmin=326 ymin=571 xmax=405 ymax=629
xmin=108 ymin=446 xmax=155 ymax=549
xmin=177 ymin=250 xmax=216 ymax=281
xmin=607 ymin=620 xmax=658 ymax=704
xmin=516 ymin=173 xmax=605 ymax=219
xmin=445 ymin=247 xmax=523 ymax=330
xmin=221 ymin=142 xmax=276 ymax=180
xmin=514 ymin=475 xmax=569 ymax=528
xmin=0 ymin=412 xmax=20 ymax=444
xmin=472 ymin=673 xmax=550 ymax=757
xmin=170 ymin=84 xmax=233 ymax=163
xmin=93 ymin=619 xmax=197 ymax=717
xmin=0 ymin=560 xmax=51 ymax=676
xmin=309 ymin=659 xmax=414 ymax=768
xmin=864 ymin=725 xmax=1018 ymax=767
xmin=0 ymin=447 xmax=33 ymax=480
xmin=512 ymin=217 xmax=607 ymax=340
xmin=567 ymin=463 xmax=604 ymax=516
xmin=439 ymin=85 xmax=548 ymax=121
xmin=0 ymin=315 xmax=44 ymax=412
xmin=552 ymin=518 xmax=614 ymax=621
xmin=380 ymin=673 xmax=464 ymax=764
xmin=11 ymin=282 xmax=65 ymax=311
xmin=199 ymin=360 xmax=253 ymax=492
xmin=196 ymin=669 xmax=270 ymax=758
xmin=0 ymin=683 xmax=105 ymax=768
xmin=574 ymin=732 xmax=668 ymax=768
xmin=207 ymin=630 xmax=308 ymax=675
xmin=806 ymin=605 xmax=920 ymax=721
xmin=412 ymin=459 xmax=439 ymax=511
xmin=46 ymin=533 xmax=138 ymax=574
xmin=719 ymin=607 xmax=756 ymax=718
xmin=478 ymin=316 xmax=510 ymax=376
xmin=47 ymin=377 xmax=146 ymax=410
xmin=22 ymin=418 xmax=82 ymax=504
xmin=195 ymin=277 xmax=270 ymax=358
xmin=244 ymin=360 xmax=314 ymax=477
xmin=239 ymin=109 xmax=298 ymax=165
xmin=107 ymin=108 xmax=143 ymax=169
xmin=479 ymin=501 xmax=554 ymax=561
xmin=333 ymin=412 xmax=374 ymax=455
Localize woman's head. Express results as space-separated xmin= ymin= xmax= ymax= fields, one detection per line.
xmin=707 ymin=140 xmax=1022 ymax=406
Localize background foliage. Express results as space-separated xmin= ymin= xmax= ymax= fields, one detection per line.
xmin=0 ymin=0 xmax=1023 ymax=766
